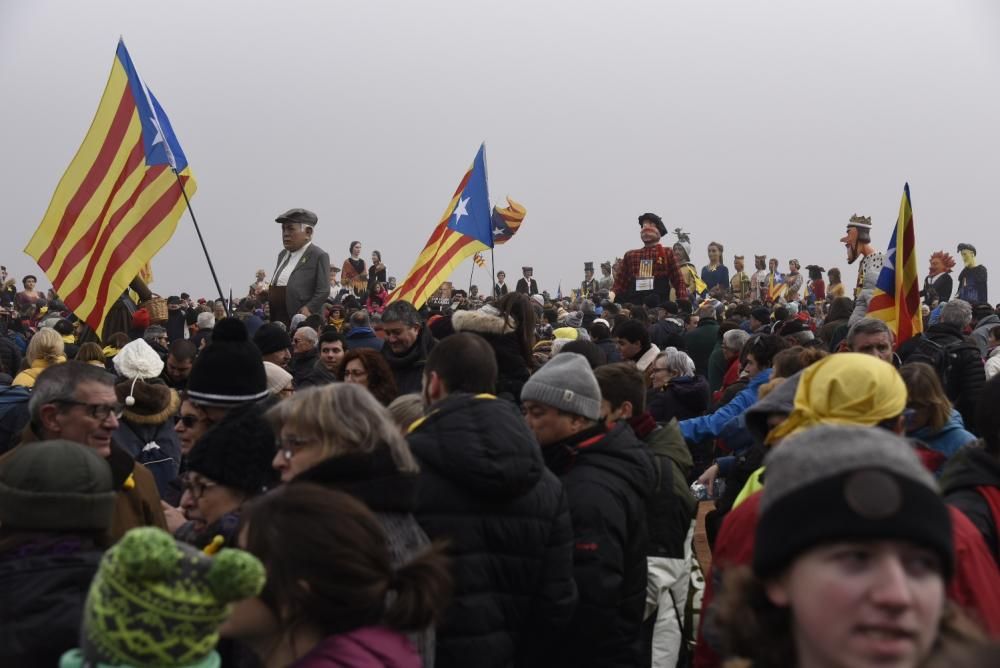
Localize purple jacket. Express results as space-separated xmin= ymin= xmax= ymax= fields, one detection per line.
xmin=290 ymin=627 xmax=420 ymax=668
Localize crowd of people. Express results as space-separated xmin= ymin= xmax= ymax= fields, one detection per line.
xmin=1 ymin=208 xmax=1000 ymax=667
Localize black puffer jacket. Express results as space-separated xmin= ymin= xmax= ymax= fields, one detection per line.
xmin=916 ymin=323 xmax=985 ymax=433
xmin=543 ymin=422 xmax=656 ymax=668
xmin=382 ymin=324 xmax=436 ymax=395
xmin=0 ymin=540 xmax=102 ymax=666
xmin=407 ymin=393 xmax=577 ymax=668
xmin=941 ymin=444 xmax=1000 ymax=565
xmin=647 ymin=374 xmax=711 ymax=423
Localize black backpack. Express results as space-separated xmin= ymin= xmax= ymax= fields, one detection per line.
xmin=906 ymin=336 xmax=970 ymax=399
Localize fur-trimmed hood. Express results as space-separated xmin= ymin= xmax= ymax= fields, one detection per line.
xmin=452 ymin=306 xmax=517 ymax=336
xmin=115 ymin=379 xmax=180 ymax=425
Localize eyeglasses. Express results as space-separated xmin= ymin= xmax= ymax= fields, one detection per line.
xmin=181 ymin=474 xmax=218 ymax=500
xmin=650 ymin=366 xmax=670 ymax=374
xmin=177 ymin=414 xmax=205 ymax=428
xmin=55 ymin=400 xmax=123 ymax=421
xmin=276 ymin=435 xmax=315 ymax=461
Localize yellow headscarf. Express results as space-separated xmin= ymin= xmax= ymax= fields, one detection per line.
xmin=766 ymin=353 xmax=907 ymax=445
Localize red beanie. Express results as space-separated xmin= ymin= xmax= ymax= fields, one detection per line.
xmin=132 ymin=308 xmax=151 ymax=330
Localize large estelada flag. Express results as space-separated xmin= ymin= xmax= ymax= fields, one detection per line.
xmin=867 ymin=183 xmax=923 ymax=347
xmin=25 ymin=39 xmax=195 ymax=337
xmin=386 ymin=144 xmax=493 ymax=309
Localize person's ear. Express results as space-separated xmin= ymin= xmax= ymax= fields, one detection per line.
xmin=38 ymin=404 xmax=62 ymax=436
xmin=765 ymin=576 xmax=791 ymax=607
xmin=620 ymin=400 xmax=634 ymax=420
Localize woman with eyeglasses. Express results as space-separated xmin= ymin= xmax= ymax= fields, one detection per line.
xmin=171 ymin=403 xmax=278 ymax=552
xmin=647 ymin=347 xmax=710 ymax=424
xmin=337 ymin=347 xmax=398 ymax=406
xmin=268 ymin=383 xmax=436 ymax=664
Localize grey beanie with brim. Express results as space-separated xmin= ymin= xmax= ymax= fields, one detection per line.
xmin=0 ymin=440 xmax=116 ymax=531
xmin=521 ymin=352 xmax=602 ymax=420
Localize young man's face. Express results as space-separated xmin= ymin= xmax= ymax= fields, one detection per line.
xmin=616 ymin=337 xmax=642 ymax=360
xmin=320 ymin=340 xmax=345 ymax=372
xmin=497 ymin=272 xmax=505 ymax=283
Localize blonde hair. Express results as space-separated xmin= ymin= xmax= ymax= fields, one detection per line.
xmin=387 ymin=394 xmax=425 ymax=433
xmin=27 ymin=328 xmax=65 ymax=365
xmin=267 ymin=383 xmax=418 ymax=473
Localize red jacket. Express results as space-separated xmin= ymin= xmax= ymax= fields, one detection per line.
xmin=694 ymin=492 xmax=1000 ymax=668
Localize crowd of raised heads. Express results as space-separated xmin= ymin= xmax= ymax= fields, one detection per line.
xmin=3 ymin=227 xmax=1000 ymax=668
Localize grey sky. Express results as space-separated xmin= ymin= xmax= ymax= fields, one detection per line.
xmin=3 ymin=0 xmax=999 ymax=302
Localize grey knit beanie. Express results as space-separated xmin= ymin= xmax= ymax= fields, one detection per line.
xmin=0 ymin=440 xmax=116 ymax=530
xmin=521 ymin=352 xmax=602 ymax=420
xmin=754 ymin=424 xmax=953 ymax=578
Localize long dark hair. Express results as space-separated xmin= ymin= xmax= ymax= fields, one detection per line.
xmin=242 ymin=484 xmax=450 ymax=639
xmin=495 ymin=291 xmax=537 ymax=368
xmin=338 ymin=348 xmax=398 ymax=405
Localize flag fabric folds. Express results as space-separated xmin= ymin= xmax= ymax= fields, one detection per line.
xmin=386 ymin=144 xmax=493 ymax=309
xmin=490 ymin=196 xmax=526 ymax=245
xmin=473 ymin=252 xmax=486 ymax=268
xmin=867 ymin=183 xmax=923 ymax=346
xmin=24 ymin=40 xmax=195 ymax=337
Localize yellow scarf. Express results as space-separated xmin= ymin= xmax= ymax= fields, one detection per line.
xmin=766 ymin=353 xmax=906 ymax=445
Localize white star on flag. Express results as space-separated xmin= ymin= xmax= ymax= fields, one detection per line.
xmin=493 ymin=226 xmax=505 ymax=237
xmin=452 ymin=197 xmax=470 ymax=226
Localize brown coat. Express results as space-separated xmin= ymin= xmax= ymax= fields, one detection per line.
xmin=11 ymin=426 xmax=167 ymax=542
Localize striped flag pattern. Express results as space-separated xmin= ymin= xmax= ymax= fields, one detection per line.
xmin=867 ymin=183 xmax=923 ymax=346
xmin=490 ymin=196 xmax=526 ymax=245
xmin=24 ymin=40 xmax=195 ymax=337
xmin=386 ymin=145 xmax=493 ymax=309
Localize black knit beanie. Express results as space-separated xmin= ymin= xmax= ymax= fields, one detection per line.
xmin=187 ymin=319 xmax=269 ymax=407
xmin=186 ymin=402 xmax=279 ymax=496
xmin=753 ymin=425 xmax=954 ymax=579
xmin=253 ymin=322 xmax=292 ymax=356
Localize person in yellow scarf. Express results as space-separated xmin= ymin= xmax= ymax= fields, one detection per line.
xmin=732 ymin=352 xmax=907 ymax=507
xmin=12 ymin=328 xmax=67 ymax=388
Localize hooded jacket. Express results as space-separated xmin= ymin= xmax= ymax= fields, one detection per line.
xmin=382 ymin=325 xmax=436 ymax=395
xmin=452 ymin=308 xmax=532 ymax=402
xmin=406 ymin=393 xmax=577 ymax=668
xmin=941 ymin=445 xmax=1000 ymax=564
xmin=909 ymin=409 xmax=977 ymax=463
xmin=542 ymin=422 xmax=657 ymax=668
xmin=648 ymin=374 xmax=711 ymax=424
xmin=921 ymin=322 xmax=986 ymax=432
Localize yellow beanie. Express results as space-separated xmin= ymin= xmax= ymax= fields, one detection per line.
xmin=766 ymin=353 xmax=907 ymax=444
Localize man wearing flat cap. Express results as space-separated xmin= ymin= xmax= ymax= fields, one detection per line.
xmin=269 ymin=208 xmax=331 ymax=326
xmin=612 ymin=212 xmax=688 ymax=305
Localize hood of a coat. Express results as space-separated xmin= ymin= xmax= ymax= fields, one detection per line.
xmin=911 ymin=409 xmax=970 ymax=443
xmin=452 ymin=307 xmax=516 ymax=336
xmin=940 ymin=444 xmax=1000 ymax=494
xmin=745 ymin=372 xmax=802 ymax=444
xmin=407 ymin=393 xmax=544 ymax=499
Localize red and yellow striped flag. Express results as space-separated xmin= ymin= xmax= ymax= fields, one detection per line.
xmin=867 ymin=183 xmax=923 ymax=346
xmin=24 ymin=40 xmax=195 ymax=337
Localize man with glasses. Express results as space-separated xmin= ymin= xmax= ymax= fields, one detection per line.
xmin=2 ymin=361 xmax=166 ymax=540
xmin=142 ymin=325 xmax=170 ymax=361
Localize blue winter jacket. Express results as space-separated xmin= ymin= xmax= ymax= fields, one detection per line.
xmin=909 ymin=409 xmax=977 ymax=461
xmin=679 ymin=368 xmax=773 ymax=443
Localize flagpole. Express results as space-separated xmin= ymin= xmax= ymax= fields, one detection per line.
xmin=468 ymin=255 xmax=476 ymax=294
xmin=172 ymin=170 xmax=226 ymax=307
xmin=490 ymin=247 xmax=496 ymax=299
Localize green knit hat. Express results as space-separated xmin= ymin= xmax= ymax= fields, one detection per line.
xmin=78 ymin=527 xmax=265 ymax=667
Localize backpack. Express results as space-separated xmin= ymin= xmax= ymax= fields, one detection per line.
xmin=907 ymin=336 xmax=969 ymax=399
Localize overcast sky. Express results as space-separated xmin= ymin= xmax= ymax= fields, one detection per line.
xmin=3 ymin=0 xmax=999 ymax=302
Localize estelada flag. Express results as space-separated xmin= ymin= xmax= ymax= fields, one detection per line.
xmin=25 ymin=40 xmax=195 ymax=337
xmin=867 ymin=183 xmax=923 ymax=347
xmin=387 ymin=144 xmax=493 ymax=309
xmin=490 ymin=196 xmax=526 ymax=246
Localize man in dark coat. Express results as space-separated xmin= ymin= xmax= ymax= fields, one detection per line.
xmin=683 ymin=303 xmax=720 ymax=377
xmin=515 ymin=266 xmax=539 ymax=295
xmin=381 ymin=300 xmax=436 ymax=395
xmin=269 ymin=208 xmax=331 ymax=326
xmin=907 ymin=298 xmax=985 ymax=433
xmin=522 ymin=352 xmax=656 ymax=668
xmin=344 ymin=310 xmax=384 ymax=351
xmin=408 ymin=333 xmax=577 ymax=667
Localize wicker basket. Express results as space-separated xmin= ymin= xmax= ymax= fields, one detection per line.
xmin=141 ymin=295 xmax=168 ymax=323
